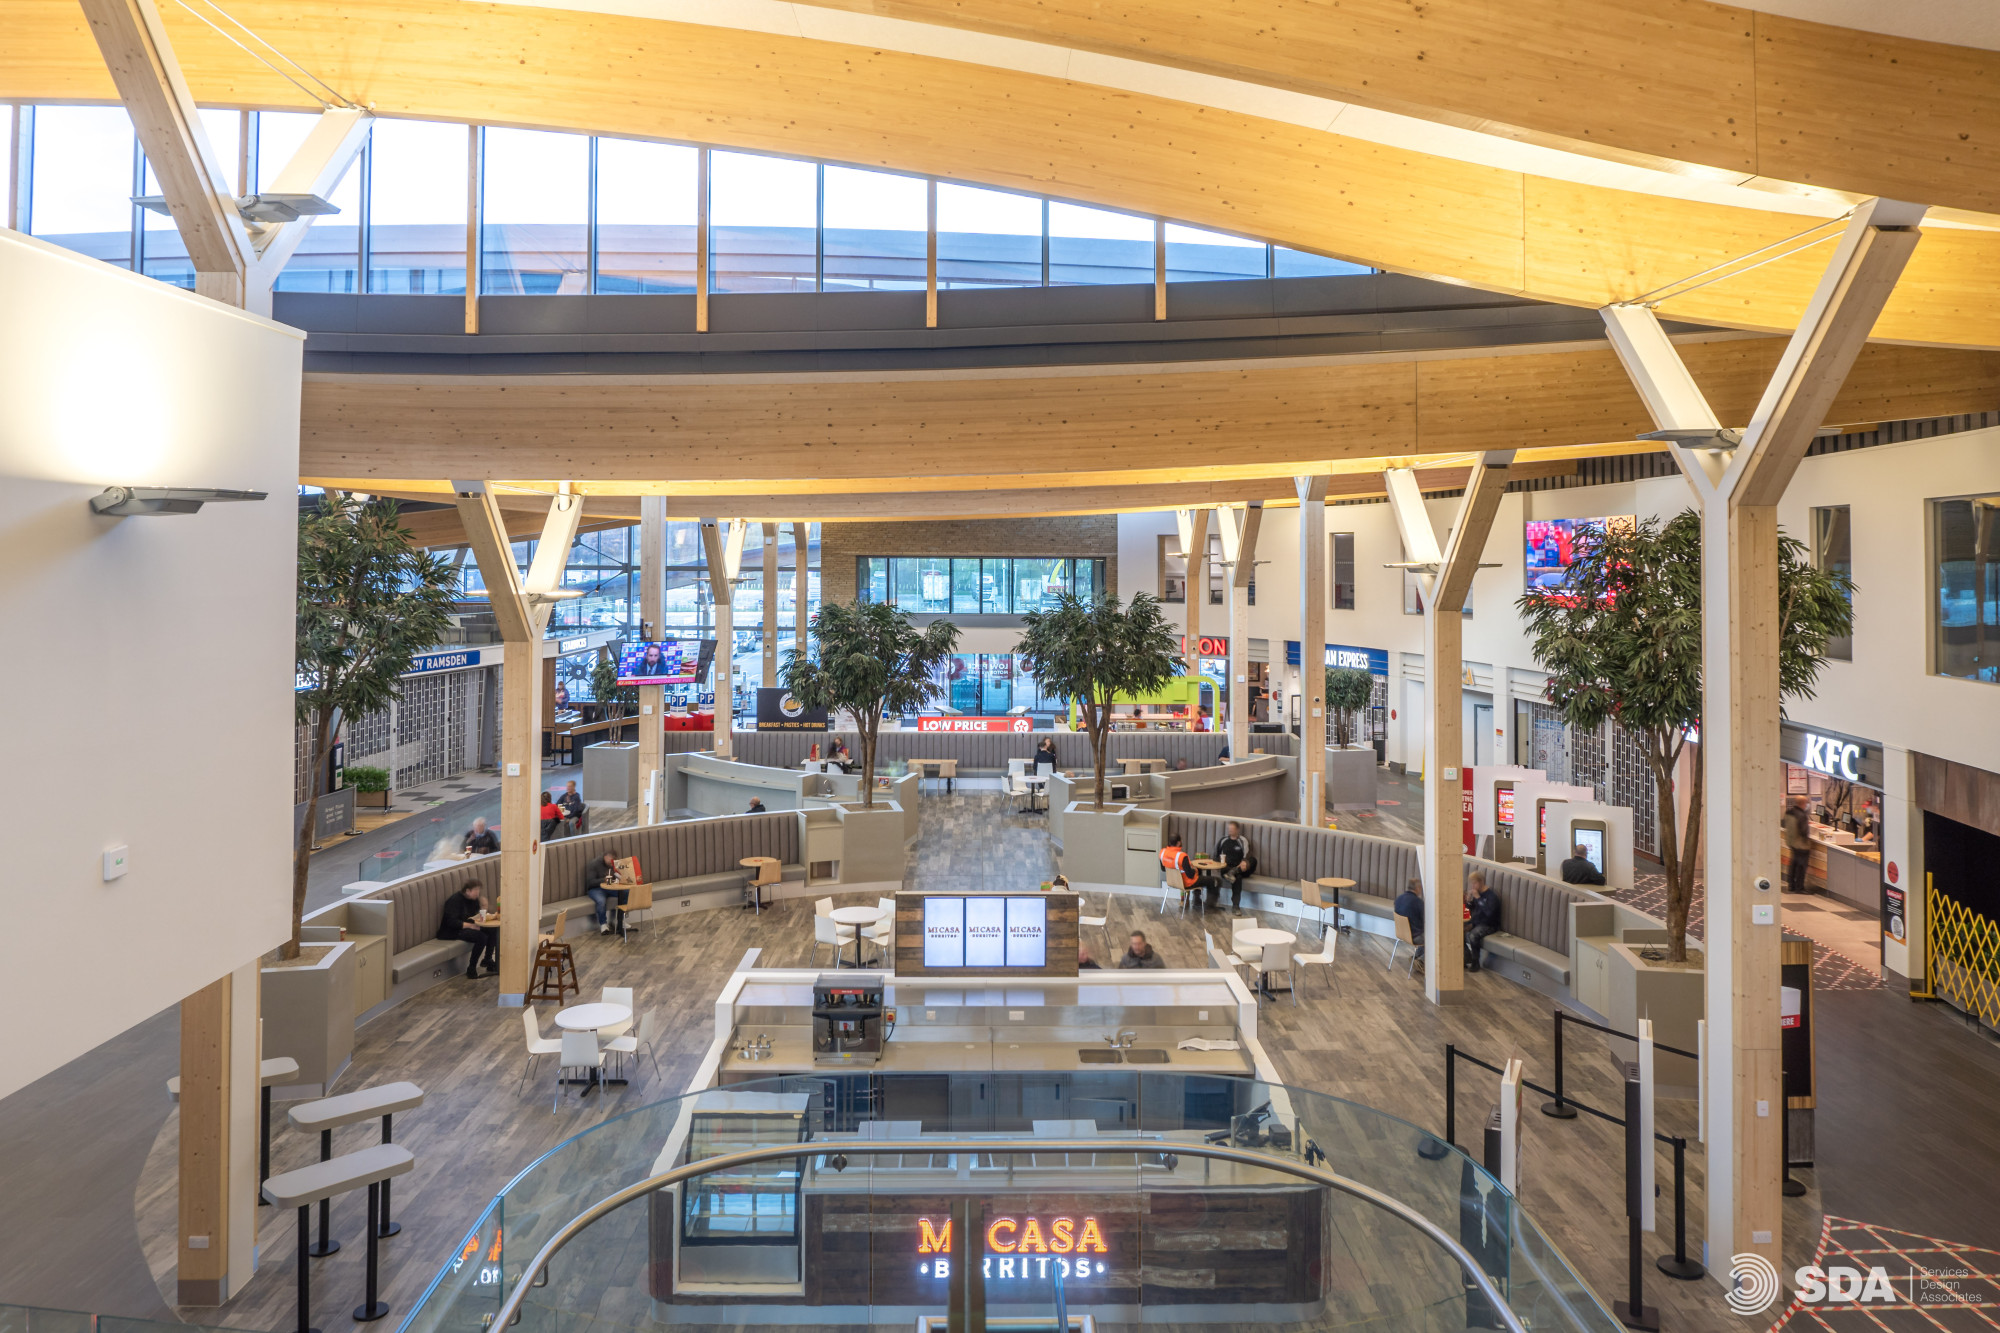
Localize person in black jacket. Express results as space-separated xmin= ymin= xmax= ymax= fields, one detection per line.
xmin=462 ymin=818 xmax=499 ymax=856
xmin=1394 ymin=877 xmax=1426 ymax=964
xmin=1558 ymin=845 xmax=1606 ymax=886
xmin=1212 ymin=821 xmax=1257 ymax=909
xmin=558 ymin=780 xmax=588 ymax=835
xmin=1464 ymin=873 xmax=1501 ymax=972
xmin=583 ymin=852 xmax=628 ymax=934
xmin=438 ymin=881 xmax=499 ymax=978
xmin=1033 ymin=738 xmax=1058 ymax=773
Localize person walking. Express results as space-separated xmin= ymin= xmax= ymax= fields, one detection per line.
xmin=1782 ymin=796 xmax=1814 ymax=894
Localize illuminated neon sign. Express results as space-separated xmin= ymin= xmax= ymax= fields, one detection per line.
xmin=916 ymin=1216 xmax=1111 ymax=1280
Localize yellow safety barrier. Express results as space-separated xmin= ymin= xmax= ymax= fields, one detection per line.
xmin=1924 ymin=877 xmax=2000 ymax=1028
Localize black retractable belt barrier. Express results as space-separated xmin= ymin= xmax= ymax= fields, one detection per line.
xmin=1612 ymin=1066 xmax=1658 ymax=1331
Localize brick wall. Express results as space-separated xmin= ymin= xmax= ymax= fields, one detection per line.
xmin=820 ymin=517 xmax=1120 ymax=605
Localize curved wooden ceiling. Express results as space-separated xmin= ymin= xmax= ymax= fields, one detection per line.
xmin=10 ymin=0 xmax=2000 ymax=347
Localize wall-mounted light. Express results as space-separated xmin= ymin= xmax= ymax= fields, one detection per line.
xmin=90 ymin=486 xmax=268 ymax=517
xmin=134 ymin=193 xmax=340 ymax=225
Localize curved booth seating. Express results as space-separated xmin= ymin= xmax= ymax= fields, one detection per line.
xmin=724 ymin=728 xmax=1246 ymax=777
xmin=1157 ymin=813 xmax=1596 ymax=995
xmin=322 ymin=812 xmax=805 ymax=994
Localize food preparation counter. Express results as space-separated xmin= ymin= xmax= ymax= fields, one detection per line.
xmin=1791 ymin=829 xmax=1881 ymax=910
xmin=717 ymin=1026 xmax=1252 ymax=1078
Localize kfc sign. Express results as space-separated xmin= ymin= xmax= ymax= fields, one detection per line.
xmin=916 ymin=716 xmax=1033 ymax=733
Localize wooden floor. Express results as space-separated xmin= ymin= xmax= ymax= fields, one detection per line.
xmin=8 ymin=787 xmax=1998 ymax=1330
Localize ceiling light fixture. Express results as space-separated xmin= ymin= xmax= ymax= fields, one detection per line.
xmin=91 ymin=486 xmax=269 ymax=517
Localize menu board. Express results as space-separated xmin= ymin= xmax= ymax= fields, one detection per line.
xmin=921 ymin=895 xmax=1047 ymax=968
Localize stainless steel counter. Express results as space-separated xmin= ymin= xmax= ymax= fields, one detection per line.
xmin=717 ymin=1025 xmax=1252 ymax=1076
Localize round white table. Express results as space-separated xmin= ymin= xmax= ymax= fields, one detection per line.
xmin=1233 ymin=927 xmax=1296 ymax=999
xmin=1019 ymin=772 xmax=1050 ymax=813
xmin=829 ymin=906 xmax=889 ymax=968
xmin=552 ymin=1002 xmax=633 ymax=1093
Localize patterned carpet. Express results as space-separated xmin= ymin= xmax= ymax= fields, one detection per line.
xmin=1613 ymin=872 xmax=1884 ymax=992
xmin=1765 ymin=1214 xmax=2000 ymax=1330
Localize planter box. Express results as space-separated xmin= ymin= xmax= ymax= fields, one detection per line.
xmin=263 ymin=941 xmax=357 ymax=1095
xmin=355 ymin=789 xmax=391 ymax=809
xmin=1606 ymin=940 xmax=1704 ymax=1099
xmin=1323 ymin=745 xmax=1380 ymax=811
xmin=583 ymin=740 xmax=642 ymax=806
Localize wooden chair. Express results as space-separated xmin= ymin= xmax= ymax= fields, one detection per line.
xmin=1386 ymin=914 xmax=1419 ymax=978
xmin=622 ymin=883 xmax=654 ymax=936
xmin=1296 ymin=879 xmax=1325 ymax=930
xmin=528 ymin=908 xmax=580 ymax=1005
xmin=745 ymin=859 xmax=780 ymax=912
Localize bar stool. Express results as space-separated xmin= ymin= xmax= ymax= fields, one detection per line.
xmin=288 ymin=1082 xmax=424 ymax=1248
xmin=263 ymin=1144 xmax=415 ymax=1332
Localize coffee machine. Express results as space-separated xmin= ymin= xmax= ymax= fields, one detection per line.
xmin=812 ymin=975 xmax=885 ymax=1065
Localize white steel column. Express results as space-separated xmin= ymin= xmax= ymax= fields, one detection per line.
xmin=1215 ymin=503 xmax=1263 ymax=759
xmin=1599 ymin=195 xmax=1924 ymax=1274
xmin=1297 ymin=476 xmax=1329 ymax=821
xmin=701 ymin=518 xmax=748 ymax=759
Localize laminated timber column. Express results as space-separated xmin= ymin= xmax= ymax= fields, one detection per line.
xmin=1215 ymin=504 xmax=1263 ymax=760
xmin=1297 ymin=476 xmax=1329 ymax=822
xmin=701 ymin=518 xmax=748 ymax=759
xmin=792 ymin=521 xmax=812 ymax=665
xmin=637 ymin=495 xmax=665 ymax=820
xmin=1174 ymin=507 xmax=1210 ymax=696
xmin=762 ymin=523 xmax=780 ymax=688
xmin=451 ymin=482 xmax=583 ymax=1001
xmin=1600 ymin=195 xmax=1924 ymax=1276
xmin=176 ymin=960 xmax=259 ymax=1305
xmin=1385 ymin=457 xmax=1513 ymax=1005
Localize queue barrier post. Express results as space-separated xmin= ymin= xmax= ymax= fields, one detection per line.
xmin=1418 ymin=1044 xmax=1455 ymax=1159
xmin=1612 ymin=1065 xmax=1658 ymax=1331
xmin=1541 ymin=1009 xmax=1578 ymax=1119
xmin=1656 ymin=1136 xmax=1704 ymax=1280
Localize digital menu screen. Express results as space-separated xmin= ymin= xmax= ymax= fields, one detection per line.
xmin=921 ymin=895 xmax=1047 ymax=968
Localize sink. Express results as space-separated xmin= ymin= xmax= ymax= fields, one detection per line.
xmin=1077 ymin=1049 xmax=1123 ymax=1064
xmin=1122 ymin=1049 xmax=1171 ymax=1064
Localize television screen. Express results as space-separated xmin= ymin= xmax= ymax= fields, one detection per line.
xmin=1496 ymin=788 xmax=1515 ymax=827
xmin=618 ymin=640 xmax=695 ymax=685
xmin=1524 ymin=516 xmax=1635 ymax=592
xmin=1575 ymin=827 xmax=1606 ymax=873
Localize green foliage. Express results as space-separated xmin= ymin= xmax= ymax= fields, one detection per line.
xmin=780 ymin=599 xmax=960 ymax=806
xmin=341 ymin=765 xmax=391 ymax=793
xmin=1514 ymin=509 xmax=1854 ymax=960
xmin=292 ymin=494 xmax=459 ymax=955
xmin=591 ymin=647 xmax=639 ymax=720
xmin=1322 ymin=666 xmax=1377 ymax=749
xmin=1016 ymin=591 xmax=1180 ymax=808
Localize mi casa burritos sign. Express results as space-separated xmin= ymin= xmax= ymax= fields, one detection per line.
xmin=915 ymin=1215 xmax=1110 ymax=1280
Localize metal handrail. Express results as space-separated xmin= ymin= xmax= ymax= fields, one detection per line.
xmin=482 ymin=1137 xmax=1532 ymax=1333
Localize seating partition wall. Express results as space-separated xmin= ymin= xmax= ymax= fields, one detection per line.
xmin=397 ymin=1071 xmax=1620 ymax=1333
xmin=725 ymin=729 xmax=1234 ymax=773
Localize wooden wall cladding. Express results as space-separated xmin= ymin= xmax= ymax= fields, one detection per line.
xmin=1916 ymin=751 xmax=2000 ymax=841
xmin=893 ymin=892 xmax=1080 ymax=978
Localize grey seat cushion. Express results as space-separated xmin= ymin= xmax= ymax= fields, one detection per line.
xmin=390 ymin=937 xmax=472 ymax=983
xmin=1462 ymin=857 xmax=1602 ymax=958
xmin=1478 ymin=933 xmax=1571 ymax=984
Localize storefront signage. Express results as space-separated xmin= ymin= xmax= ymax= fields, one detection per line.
xmin=557 ymin=636 xmax=590 ymax=654
xmin=1178 ymin=635 xmax=1229 ymax=657
xmin=1780 ymin=721 xmax=1883 ymax=788
xmin=1282 ymin=642 xmax=1389 ymax=675
xmin=405 ymin=649 xmax=481 ymax=676
xmin=921 ymin=896 xmax=1047 ymax=968
xmin=755 ymin=687 xmax=828 ymax=731
xmin=916 ymin=716 xmax=1032 ymax=733
xmin=916 ymin=1215 xmax=1110 ymax=1281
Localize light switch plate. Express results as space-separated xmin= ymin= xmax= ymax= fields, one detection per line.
xmin=1442 ymin=767 xmax=1458 ymax=780
xmin=1752 ymin=1230 xmax=1772 ymax=1245
xmin=506 ymin=763 xmax=520 ymax=777
xmin=102 ymin=845 xmax=129 ymax=881
xmin=1009 ymin=1010 xmax=1024 ymax=1021
xmin=1753 ymin=904 xmax=1776 ymax=925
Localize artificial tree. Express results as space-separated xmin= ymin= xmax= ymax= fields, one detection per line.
xmin=293 ymin=495 xmax=458 ymax=959
xmin=1016 ymin=591 xmax=1181 ymax=809
xmin=590 ymin=646 xmax=639 ymax=737
xmin=1515 ymin=510 xmax=1852 ymax=962
xmin=779 ymin=599 xmax=960 ymax=807
xmin=1323 ymin=666 xmax=1377 ymax=749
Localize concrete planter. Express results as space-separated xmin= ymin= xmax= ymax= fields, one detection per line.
xmin=1324 ymin=745 xmax=1380 ymax=811
xmin=583 ymin=740 xmax=641 ymax=806
xmin=1606 ymin=940 xmax=1704 ymax=1099
xmin=830 ymin=802 xmax=912 ymax=884
xmin=1061 ymin=803 xmax=1140 ymax=886
xmin=263 ymin=940 xmax=357 ymax=1096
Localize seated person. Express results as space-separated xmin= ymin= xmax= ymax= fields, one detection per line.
xmin=462 ymin=818 xmax=499 ymax=856
xmin=1047 ymin=874 xmax=1071 ymax=892
xmin=1033 ymin=738 xmax=1058 ymax=772
xmin=1559 ymin=844 xmax=1606 ymax=886
xmin=1464 ymin=873 xmax=1501 ymax=972
xmin=1118 ymin=931 xmax=1165 ymax=969
xmin=437 ymin=880 xmax=499 ymax=979
xmin=747 ymin=797 xmax=767 ymax=813
xmin=1078 ymin=942 xmax=1102 ymax=970
xmin=1394 ymin=877 xmax=1426 ymax=963
xmin=582 ymin=852 xmax=628 ymax=934
xmin=558 ymin=780 xmax=588 ymax=835
xmin=1172 ymin=758 xmax=1190 ymax=771
xmin=539 ymin=791 xmax=564 ymax=841
xmin=1159 ymin=834 xmax=1199 ymax=904
xmin=1212 ymin=821 xmax=1257 ymax=909
xmin=829 ymin=741 xmax=854 ymax=774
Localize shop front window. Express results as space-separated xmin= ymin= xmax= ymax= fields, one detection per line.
xmin=1810 ymin=505 xmax=1853 ymax=661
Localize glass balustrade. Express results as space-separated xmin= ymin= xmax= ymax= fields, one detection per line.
xmin=356 ymin=793 xmax=504 ymax=885
xmin=395 ymin=1072 xmax=1621 ymax=1333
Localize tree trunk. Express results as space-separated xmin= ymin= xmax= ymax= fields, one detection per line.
xmin=1084 ymin=693 xmax=1107 ymax=810
xmin=860 ymin=707 xmax=879 ymax=809
xmin=1648 ymin=733 xmax=1689 ymax=964
xmin=288 ymin=710 xmax=333 ymax=962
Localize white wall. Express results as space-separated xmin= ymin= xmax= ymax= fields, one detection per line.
xmin=1118 ymin=433 xmax=2000 ymax=780
xmin=0 ymin=229 xmax=302 ymax=1098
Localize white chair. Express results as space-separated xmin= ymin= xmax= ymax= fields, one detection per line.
xmin=1249 ymin=940 xmax=1296 ymax=1005
xmin=1230 ymin=918 xmax=1263 ymax=964
xmin=1386 ymin=914 xmax=1420 ymax=977
xmin=1077 ymin=895 xmax=1109 ymax=949
xmin=813 ymin=913 xmax=854 ymax=967
xmin=598 ymin=986 xmax=635 ymax=1039
xmin=518 ymin=1007 xmax=563 ymax=1094
xmin=1009 ymin=771 xmax=1039 ymax=814
xmin=1204 ymin=930 xmax=1241 ymax=974
xmin=604 ymin=1007 xmax=660 ymax=1081
xmin=864 ymin=897 xmax=896 ymax=963
xmin=1293 ymin=927 xmax=1338 ymax=995
xmin=554 ymin=1030 xmax=604 ymax=1112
